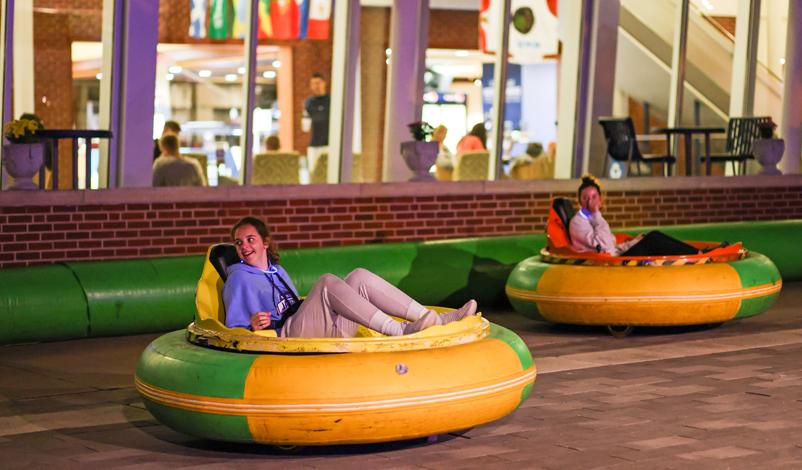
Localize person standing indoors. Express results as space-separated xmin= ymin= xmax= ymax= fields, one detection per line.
xmin=152 ymin=134 xmax=206 ymax=187
xmin=302 ymin=72 xmax=330 ymax=172
xmin=153 ymin=120 xmax=182 ymax=161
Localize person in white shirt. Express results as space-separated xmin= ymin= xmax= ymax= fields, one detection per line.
xmin=569 ymin=174 xmax=697 ymax=257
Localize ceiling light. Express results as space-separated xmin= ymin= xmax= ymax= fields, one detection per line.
xmin=198 ymin=69 xmax=212 ymax=78
xmin=474 ymin=78 xmax=482 ymax=87
xmin=262 ymin=70 xmax=277 ymax=79
xmin=168 ymin=65 xmax=183 ymax=74
xmin=225 ymin=74 xmax=237 ymax=82
xmin=96 ymin=72 xmax=103 ymax=80
xmin=165 ymin=73 xmax=175 ymax=81
xmin=780 ymin=58 xmax=786 ymax=65
xmin=385 ymin=48 xmax=392 ymax=56
xmin=701 ymin=0 xmax=714 ymax=11
xmin=237 ymin=66 xmax=246 ymax=74
xmin=272 ymin=60 xmax=281 ymax=68
xmin=455 ymin=50 xmax=469 ymax=57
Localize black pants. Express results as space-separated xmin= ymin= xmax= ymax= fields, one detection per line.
xmin=620 ymin=231 xmax=698 ymax=257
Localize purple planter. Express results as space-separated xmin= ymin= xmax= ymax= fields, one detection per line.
xmin=401 ymin=140 xmax=438 ymax=182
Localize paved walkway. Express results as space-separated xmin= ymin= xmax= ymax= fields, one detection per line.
xmin=2 ymin=283 xmax=801 ymax=469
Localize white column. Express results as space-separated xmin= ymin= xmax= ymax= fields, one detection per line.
xmin=11 ymin=0 xmax=32 ymax=117
xmin=780 ymin=0 xmax=802 ymax=174
xmin=328 ymin=0 xmax=360 ymax=183
xmin=99 ymin=0 xmax=159 ymax=187
xmin=487 ymin=0 xmax=510 ymax=180
xmin=730 ymin=0 xmax=760 ymax=117
xmin=239 ymin=0 xmax=258 ymax=185
xmin=580 ymin=0 xmax=619 ymax=177
xmin=667 ymin=0 xmax=689 ymax=128
xmin=382 ymin=0 xmax=429 ymax=182
xmin=555 ymin=0 xmax=585 ymax=179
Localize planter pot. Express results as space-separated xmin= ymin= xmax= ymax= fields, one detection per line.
xmin=3 ymin=142 xmax=44 ymax=190
xmin=401 ymin=140 xmax=438 ymax=182
xmin=753 ymin=138 xmax=785 ymax=176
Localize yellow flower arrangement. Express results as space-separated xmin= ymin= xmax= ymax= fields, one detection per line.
xmin=3 ymin=118 xmax=42 ymax=144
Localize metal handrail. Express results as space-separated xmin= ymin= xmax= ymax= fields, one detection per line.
xmin=36 ymin=129 xmax=113 ymax=190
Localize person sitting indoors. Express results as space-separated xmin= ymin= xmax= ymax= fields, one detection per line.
xmin=264 ymin=134 xmax=281 ymax=152
xmin=223 ymin=216 xmax=478 ymax=337
xmin=569 ymin=174 xmax=698 ymax=257
xmin=153 ymin=120 xmax=182 ymax=161
xmin=456 ymin=123 xmax=487 ymax=155
xmin=152 ymin=134 xmax=206 ymax=187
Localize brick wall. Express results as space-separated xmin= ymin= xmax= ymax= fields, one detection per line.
xmin=2 ymin=177 xmax=801 ymax=268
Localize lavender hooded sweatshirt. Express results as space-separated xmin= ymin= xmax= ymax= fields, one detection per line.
xmin=222 ymin=261 xmax=299 ymax=332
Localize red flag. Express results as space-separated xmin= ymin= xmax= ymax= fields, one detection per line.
xmin=270 ymin=0 xmax=300 ymax=40
xmin=306 ymin=0 xmax=331 ymax=40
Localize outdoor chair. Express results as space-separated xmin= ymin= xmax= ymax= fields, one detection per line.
xmin=252 ymin=152 xmax=301 ymax=185
xmin=700 ymin=116 xmax=772 ymax=175
xmin=182 ymin=152 xmax=209 ymax=181
xmin=310 ymin=152 xmax=362 ymax=184
xmin=598 ymin=117 xmax=676 ymax=177
xmin=454 ymin=151 xmax=489 ymax=181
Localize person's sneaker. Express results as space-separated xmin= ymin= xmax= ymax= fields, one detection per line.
xmin=402 ymin=311 xmax=441 ymax=334
xmin=439 ymin=299 xmax=478 ymax=324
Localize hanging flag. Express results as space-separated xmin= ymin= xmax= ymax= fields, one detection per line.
xmin=480 ymin=0 xmax=558 ymax=63
xmin=208 ymin=0 xmax=234 ymax=39
xmin=305 ymin=0 xmax=330 ymax=40
xmin=232 ymin=0 xmax=250 ymax=38
xmin=258 ymin=0 xmax=273 ymax=39
xmin=189 ymin=0 xmax=208 ymax=39
xmin=298 ymin=0 xmax=310 ymax=39
xmin=270 ymin=0 xmax=300 ymax=40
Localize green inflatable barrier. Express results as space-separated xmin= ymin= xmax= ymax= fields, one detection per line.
xmin=0 ymin=265 xmax=88 ymax=344
xmin=0 ymin=220 xmax=800 ymax=345
xmin=66 ymin=257 xmax=203 ymax=337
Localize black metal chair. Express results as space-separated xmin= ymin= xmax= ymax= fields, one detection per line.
xmin=598 ymin=117 xmax=676 ymax=177
xmin=700 ymin=117 xmax=772 ymax=175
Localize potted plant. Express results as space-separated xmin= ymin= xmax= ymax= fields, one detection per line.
xmin=3 ymin=116 xmax=45 ymax=190
xmin=754 ymin=119 xmax=784 ymax=176
xmin=401 ymin=121 xmax=438 ymax=181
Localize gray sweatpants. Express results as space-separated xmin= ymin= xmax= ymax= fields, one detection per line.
xmin=281 ymin=268 xmax=423 ymax=338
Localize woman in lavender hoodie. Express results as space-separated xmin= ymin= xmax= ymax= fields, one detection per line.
xmin=223 ymin=216 xmax=478 ymax=338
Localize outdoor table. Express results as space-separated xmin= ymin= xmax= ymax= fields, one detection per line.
xmin=653 ymin=126 xmax=725 ymax=176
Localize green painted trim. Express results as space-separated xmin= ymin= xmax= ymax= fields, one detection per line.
xmin=489 ymin=323 xmax=533 ymax=371
xmin=506 ymin=256 xmax=549 ymax=321
xmin=728 ymin=251 xmax=782 ymax=318
xmin=136 ymin=330 xmax=256 ymax=398
xmin=141 ymin=400 xmax=253 ymax=443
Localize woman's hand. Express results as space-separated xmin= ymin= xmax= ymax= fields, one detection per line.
xmin=250 ymin=312 xmax=272 ymax=330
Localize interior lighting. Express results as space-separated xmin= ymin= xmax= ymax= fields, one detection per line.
xmin=272 ymin=60 xmax=281 ymax=68
xmin=455 ymin=50 xmax=469 ymax=57
xmin=385 ymin=48 xmax=392 ymax=56
xmin=168 ymin=65 xmax=183 ymax=74
xmin=262 ymin=70 xmax=277 ymax=79
xmin=165 ymin=73 xmax=175 ymax=81
xmin=96 ymin=72 xmax=103 ymax=80
xmin=225 ymin=73 xmax=237 ymax=82
xmin=474 ymin=78 xmax=482 ymax=87
xmin=780 ymin=58 xmax=786 ymax=65
xmin=701 ymin=0 xmax=714 ymax=11
xmin=237 ymin=66 xmax=246 ymax=74
xmin=198 ymin=69 xmax=212 ymax=78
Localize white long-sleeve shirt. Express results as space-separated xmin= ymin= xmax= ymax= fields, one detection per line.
xmin=569 ymin=210 xmax=637 ymax=256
